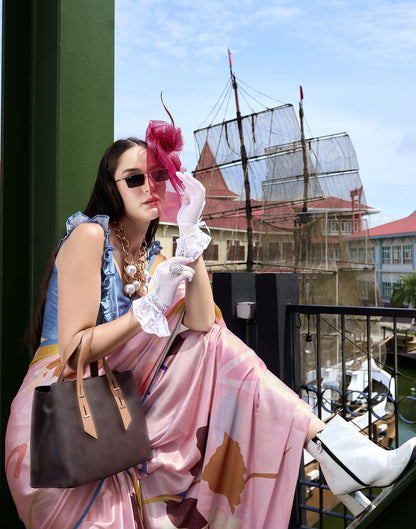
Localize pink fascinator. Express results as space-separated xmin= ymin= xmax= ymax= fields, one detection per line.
xmin=146 ymin=120 xmax=186 ymax=223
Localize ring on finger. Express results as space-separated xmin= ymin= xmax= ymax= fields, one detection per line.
xmin=169 ymin=263 xmax=184 ymax=277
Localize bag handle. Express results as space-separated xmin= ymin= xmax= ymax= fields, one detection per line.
xmin=58 ymin=332 xmax=99 ymax=379
xmin=57 ymin=306 xmax=186 ymax=439
xmin=58 ymin=328 xmax=132 ymax=440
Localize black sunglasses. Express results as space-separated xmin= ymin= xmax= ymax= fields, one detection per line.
xmin=115 ymin=169 xmax=169 ymax=188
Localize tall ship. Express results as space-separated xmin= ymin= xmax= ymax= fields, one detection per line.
xmin=188 ymin=52 xmax=386 ymax=376
xmin=192 ymin=62 xmax=380 ymax=308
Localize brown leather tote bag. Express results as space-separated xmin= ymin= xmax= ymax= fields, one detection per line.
xmin=30 ymin=328 xmax=152 ymax=488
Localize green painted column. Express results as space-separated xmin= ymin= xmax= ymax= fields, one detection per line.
xmin=0 ymin=1 xmax=114 ymax=526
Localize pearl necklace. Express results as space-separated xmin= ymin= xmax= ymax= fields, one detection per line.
xmin=111 ymin=221 xmax=149 ymax=297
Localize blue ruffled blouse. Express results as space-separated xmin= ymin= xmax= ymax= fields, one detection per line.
xmin=40 ymin=211 xmax=160 ymax=344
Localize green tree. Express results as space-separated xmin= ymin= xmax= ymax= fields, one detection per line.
xmin=390 ymin=273 xmax=416 ymax=308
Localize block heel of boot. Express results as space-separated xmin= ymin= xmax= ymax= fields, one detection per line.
xmin=337 ymin=491 xmax=374 ymax=517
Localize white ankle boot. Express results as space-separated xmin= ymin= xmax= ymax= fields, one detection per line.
xmin=306 ymin=414 xmax=416 ymax=516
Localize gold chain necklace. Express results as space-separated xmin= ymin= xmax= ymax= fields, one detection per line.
xmin=111 ymin=221 xmax=149 ymax=297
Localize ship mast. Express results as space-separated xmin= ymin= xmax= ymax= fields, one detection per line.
xmin=228 ymin=50 xmax=254 ymax=272
xmin=299 ymin=85 xmax=311 ymax=216
xmin=294 ymin=85 xmax=312 ymax=271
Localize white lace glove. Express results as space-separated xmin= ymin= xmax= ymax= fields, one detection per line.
xmin=175 ymin=171 xmax=211 ymax=261
xmin=132 ymin=257 xmax=194 ymax=337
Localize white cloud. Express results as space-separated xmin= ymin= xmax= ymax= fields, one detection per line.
xmin=115 ymin=0 xmax=416 ymax=224
xmin=246 ymin=5 xmax=303 ymax=25
xmin=116 ymin=0 xmax=303 ymax=70
xmin=300 ymin=1 xmax=416 ymax=65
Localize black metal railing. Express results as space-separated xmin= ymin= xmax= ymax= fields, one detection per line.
xmin=287 ymin=305 xmax=416 ymax=529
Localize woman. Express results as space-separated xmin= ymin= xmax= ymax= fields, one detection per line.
xmin=5 ymin=120 xmax=416 ymax=529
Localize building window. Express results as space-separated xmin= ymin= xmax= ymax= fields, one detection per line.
xmin=349 ymin=247 xmax=358 ymax=261
xmin=403 ymin=245 xmax=413 ymax=264
xmin=382 ymin=282 xmax=392 ymax=301
xmin=227 ymin=240 xmax=245 ymax=261
xmin=330 ymin=220 xmax=339 ymax=233
xmin=382 ymin=246 xmax=391 ymax=264
xmin=393 ymin=245 xmax=402 ymax=264
xmin=341 ymin=220 xmax=350 ymax=233
xmin=203 ymin=242 xmax=219 ymax=261
xmin=282 ymin=242 xmax=293 ymax=261
xmin=359 ymin=248 xmax=367 ymax=263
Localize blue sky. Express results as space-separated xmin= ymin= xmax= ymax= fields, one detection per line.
xmin=115 ymin=0 xmax=416 ymax=227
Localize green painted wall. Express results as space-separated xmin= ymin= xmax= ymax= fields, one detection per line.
xmin=0 ymin=1 xmax=114 ymax=526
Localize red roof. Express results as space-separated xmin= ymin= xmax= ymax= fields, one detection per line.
xmin=367 ymin=213 xmax=416 ymax=238
xmin=202 ymin=194 xmax=377 ymax=233
xmin=202 ymin=198 xmax=295 ymax=232
xmin=302 ymin=196 xmax=376 ymax=214
xmin=194 ymin=142 xmax=239 ymax=199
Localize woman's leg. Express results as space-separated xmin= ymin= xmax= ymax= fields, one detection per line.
xmin=305 ymin=412 xmax=325 ymax=445
xmin=266 ymin=369 xmax=326 ymax=444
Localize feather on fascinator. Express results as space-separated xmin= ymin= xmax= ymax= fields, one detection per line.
xmin=146 ymin=120 xmax=186 ymax=223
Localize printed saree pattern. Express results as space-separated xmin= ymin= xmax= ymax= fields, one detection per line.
xmin=5 ymin=301 xmax=311 ymax=529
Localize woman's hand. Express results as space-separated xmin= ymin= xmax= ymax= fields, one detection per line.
xmin=176 ymin=171 xmax=206 ymax=235
xmin=175 ymin=172 xmax=211 ymax=263
xmin=132 ymin=256 xmax=194 ymax=337
xmin=173 ymin=173 xmax=214 ymax=331
xmin=152 ymin=256 xmax=194 ymax=307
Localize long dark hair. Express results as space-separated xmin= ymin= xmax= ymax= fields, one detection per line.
xmin=30 ymin=137 xmax=159 ymax=351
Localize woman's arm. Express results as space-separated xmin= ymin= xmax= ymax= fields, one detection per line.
xmin=56 ymin=223 xmax=141 ymax=366
xmin=182 ymin=255 xmax=215 ymax=331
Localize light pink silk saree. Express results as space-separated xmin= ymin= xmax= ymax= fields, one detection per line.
xmin=5 ymin=301 xmax=311 ymax=529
